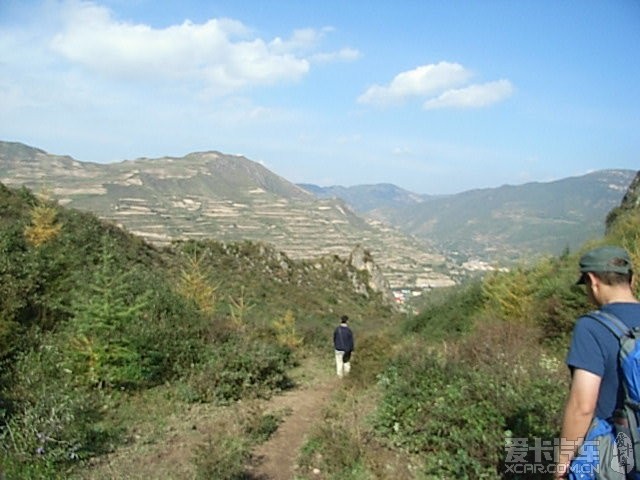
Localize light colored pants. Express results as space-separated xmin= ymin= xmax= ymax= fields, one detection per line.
xmin=335 ymin=350 xmax=351 ymax=378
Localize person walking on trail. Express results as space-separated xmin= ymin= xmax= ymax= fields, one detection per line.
xmin=555 ymin=246 xmax=640 ymax=478
xmin=334 ymin=315 xmax=354 ymax=378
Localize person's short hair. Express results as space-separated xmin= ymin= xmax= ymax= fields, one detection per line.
xmin=591 ymin=267 xmax=633 ymax=287
xmin=340 ymin=315 xmax=349 ymax=323
xmin=577 ymin=246 xmax=633 ymax=285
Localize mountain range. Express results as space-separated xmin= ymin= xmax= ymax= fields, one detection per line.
xmin=0 ymin=140 xmax=635 ymax=289
xmin=0 ymin=141 xmax=452 ymax=291
xmin=300 ymin=170 xmax=636 ymax=264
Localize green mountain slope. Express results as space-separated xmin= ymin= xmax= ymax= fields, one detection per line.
xmin=0 ymin=179 xmax=402 ymax=478
xmin=298 ymin=183 xmax=428 ymax=214
xmin=302 ymin=170 xmax=637 ymax=264
xmin=0 ymin=141 xmax=452 ymax=290
xmin=402 ymin=170 xmax=635 ymax=262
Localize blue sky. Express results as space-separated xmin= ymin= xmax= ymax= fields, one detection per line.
xmin=1 ymin=0 xmax=638 ymax=194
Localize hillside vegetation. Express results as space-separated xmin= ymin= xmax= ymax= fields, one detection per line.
xmin=294 ymin=171 xmax=640 ymax=479
xmin=0 ymin=141 xmax=453 ymax=292
xmin=0 ymin=182 xmax=397 ymax=478
xmin=1 ymin=169 xmax=638 ymax=479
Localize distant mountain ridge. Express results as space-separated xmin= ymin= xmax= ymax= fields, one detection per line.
xmin=300 ymin=169 xmax=637 ymax=264
xmin=0 ymin=141 xmax=453 ymax=290
xmin=297 ymin=183 xmax=430 ymax=216
xmin=1 ymin=140 xmax=634 ymax=281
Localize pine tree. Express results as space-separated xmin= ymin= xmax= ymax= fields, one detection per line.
xmin=176 ymin=253 xmax=218 ymax=316
xmin=272 ymin=309 xmax=303 ymax=349
xmin=24 ymin=201 xmax=62 ymax=247
xmin=65 ymin=237 xmax=150 ymax=388
xmin=228 ymin=286 xmax=254 ymax=331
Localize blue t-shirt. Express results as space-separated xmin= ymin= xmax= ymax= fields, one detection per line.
xmin=566 ymin=302 xmax=640 ymax=419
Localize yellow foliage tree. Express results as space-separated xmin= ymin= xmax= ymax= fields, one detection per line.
xmin=482 ymin=267 xmax=536 ymax=323
xmin=177 ymin=254 xmax=218 ymax=316
xmin=604 ymin=210 xmax=640 ymax=295
xmin=272 ymin=309 xmax=303 ymax=349
xmin=24 ymin=201 xmax=62 ymax=247
xmin=228 ymin=286 xmax=254 ymax=331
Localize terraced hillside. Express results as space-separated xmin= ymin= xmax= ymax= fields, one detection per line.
xmin=0 ymin=141 xmax=454 ymax=290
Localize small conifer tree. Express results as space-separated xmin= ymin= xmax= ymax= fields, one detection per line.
xmin=66 ymin=237 xmax=150 ymax=388
xmin=24 ymin=200 xmax=62 ymax=247
xmin=177 ymin=253 xmax=218 ymax=316
xmin=228 ymin=286 xmax=254 ymax=331
xmin=272 ymin=309 xmax=303 ymax=349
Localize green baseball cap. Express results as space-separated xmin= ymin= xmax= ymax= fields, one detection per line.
xmin=576 ymin=245 xmax=633 ymax=284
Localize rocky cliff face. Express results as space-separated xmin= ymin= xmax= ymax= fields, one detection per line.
xmin=619 ymin=171 xmax=640 ymax=210
xmin=348 ymin=244 xmax=394 ymax=301
xmin=606 ymin=170 xmax=640 ymax=232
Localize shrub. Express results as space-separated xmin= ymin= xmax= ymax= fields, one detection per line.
xmin=374 ymin=354 xmax=505 ymax=477
xmin=404 ymin=281 xmax=484 ymax=341
xmin=344 ymin=332 xmax=395 ymax=388
xmin=181 ymin=335 xmax=295 ymax=403
xmin=24 ymin=200 xmax=62 ymax=247
xmin=298 ymin=390 xmax=370 ymax=479
xmin=272 ymin=309 xmax=303 ymax=349
xmin=0 ymin=338 xmax=118 ymax=476
xmin=238 ymin=401 xmax=284 ymax=444
xmin=192 ymin=402 xmax=282 ymax=480
xmin=193 ymin=432 xmax=251 ymax=480
xmin=175 ymin=252 xmax=219 ymax=317
xmin=373 ymin=320 xmax=567 ymax=478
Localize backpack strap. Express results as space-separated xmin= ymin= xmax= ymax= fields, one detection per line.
xmin=586 ymin=310 xmax=631 ymax=340
xmin=586 ymin=309 xmax=640 ymax=473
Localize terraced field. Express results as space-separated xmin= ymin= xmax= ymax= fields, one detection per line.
xmin=0 ymin=142 xmax=455 ymax=291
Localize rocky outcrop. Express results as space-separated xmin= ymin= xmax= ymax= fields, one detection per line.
xmin=606 ymin=170 xmax=640 ymax=232
xmin=619 ymin=171 xmax=640 ymax=210
xmin=348 ymin=244 xmax=394 ymax=302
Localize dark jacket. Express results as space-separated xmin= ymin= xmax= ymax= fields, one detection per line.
xmin=333 ymin=324 xmax=354 ymax=352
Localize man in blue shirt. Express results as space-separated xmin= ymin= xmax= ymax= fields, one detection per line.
xmin=555 ymin=246 xmax=640 ymax=477
xmin=333 ymin=315 xmax=354 ymax=378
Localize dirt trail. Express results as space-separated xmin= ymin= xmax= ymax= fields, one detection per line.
xmin=79 ymin=359 xmax=339 ymax=480
xmin=249 ymin=374 xmax=339 ymax=479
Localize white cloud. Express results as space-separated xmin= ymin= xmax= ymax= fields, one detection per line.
xmin=358 ymin=62 xmax=514 ymax=110
xmin=311 ymin=48 xmax=360 ymax=64
xmin=423 ymin=79 xmax=514 ymax=110
xmin=357 ymin=62 xmax=471 ymax=106
xmin=47 ymin=1 xmax=353 ymax=95
xmin=269 ymin=27 xmax=329 ymax=54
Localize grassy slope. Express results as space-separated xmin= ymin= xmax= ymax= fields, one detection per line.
xmin=0 ymin=182 xmax=400 ymax=479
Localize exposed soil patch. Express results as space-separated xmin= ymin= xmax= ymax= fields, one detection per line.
xmin=248 ymin=375 xmax=339 ymax=479
xmin=77 ymin=359 xmax=339 ymax=480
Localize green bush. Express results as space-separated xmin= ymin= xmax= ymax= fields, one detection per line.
xmin=374 ymin=355 xmax=504 ymax=477
xmin=181 ymin=335 xmax=295 ymax=403
xmin=59 ymin=238 xmax=208 ymax=390
xmin=193 ymin=432 xmax=251 ymax=480
xmin=404 ymin=281 xmax=485 ymax=341
xmin=345 ymin=332 xmax=395 ymax=387
xmin=0 ymin=338 xmax=119 ymax=476
xmin=373 ymin=320 xmax=566 ymax=478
